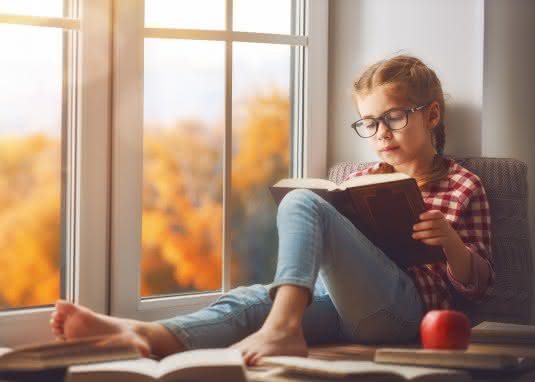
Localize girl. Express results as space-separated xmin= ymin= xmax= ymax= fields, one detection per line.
xmin=50 ymin=55 xmax=494 ymax=366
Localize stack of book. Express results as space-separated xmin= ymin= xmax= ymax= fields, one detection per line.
xmin=373 ymin=321 xmax=535 ymax=371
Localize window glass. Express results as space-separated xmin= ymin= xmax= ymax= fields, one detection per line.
xmin=142 ymin=39 xmax=225 ymax=297
xmin=233 ymin=0 xmax=293 ymax=35
xmin=231 ymin=42 xmax=291 ymax=287
xmin=145 ymin=0 xmax=224 ymax=30
xmin=0 ymin=0 xmax=64 ymax=18
xmin=0 ymin=24 xmax=64 ymax=309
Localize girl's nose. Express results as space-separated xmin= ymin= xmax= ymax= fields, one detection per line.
xmin=376 ymin=120 xmax=392 ymax=140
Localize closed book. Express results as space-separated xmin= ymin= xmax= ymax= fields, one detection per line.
xmin=374 ymin=348 xmax=535 ymax=372
xmin=270 ymin=173 xmax=445 ymax=268
xmin=470 ymin=321 xmax=535 ymax=345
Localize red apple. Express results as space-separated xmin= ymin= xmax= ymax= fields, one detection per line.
xmin=420 ymin=310 xmax=471 ymax=350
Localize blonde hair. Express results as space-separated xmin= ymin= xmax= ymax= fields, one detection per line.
xmin=353 ymin=55 xmax=448 ymax=188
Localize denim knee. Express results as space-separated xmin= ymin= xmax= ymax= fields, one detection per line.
xmin=277 ymin=189 xmax=324 ymax=221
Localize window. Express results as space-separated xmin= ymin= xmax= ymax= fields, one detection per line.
xmin=0 ymin=0 xmax=111 ymax=346
xmin=112 ymin=0 xmax=327 ymax=321
xmin=0 ymin=0 xmax=327 ymax=343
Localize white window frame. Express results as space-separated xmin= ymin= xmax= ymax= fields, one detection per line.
xmin=111 ymin=0 xmax=328 ymax=320
xmin=0 ymin=0 xmax=327 ymax=344
xmin=0 ymin=0 xmax=111 ymax=346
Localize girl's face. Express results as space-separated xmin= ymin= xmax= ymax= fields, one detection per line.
xmin=355 ymin=84 xmax=439 ymax=169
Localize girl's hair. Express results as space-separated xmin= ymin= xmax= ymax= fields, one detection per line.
xmin=352 ymin=55 xmax=448 ymax=188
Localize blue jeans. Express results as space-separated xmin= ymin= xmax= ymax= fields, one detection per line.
xmin=158 ymin=189 xmax=424 ymax=349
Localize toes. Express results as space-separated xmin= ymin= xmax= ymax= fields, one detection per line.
xmin=55 ymin=299 xmax=77 ymax=316
xmin=242 ymin=350 xmax=257 ymax=366
xmin=250 ymin=352 xmax=263 ymax=366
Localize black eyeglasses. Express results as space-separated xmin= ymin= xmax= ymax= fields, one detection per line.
xmin=351 ymin=104 xmax=428 ymax=138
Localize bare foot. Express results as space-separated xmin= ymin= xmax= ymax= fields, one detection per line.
xmin=49 ymin=300 xmax=151 ymax=357
xmin=231 ymin=325 xmax=308 ymax=366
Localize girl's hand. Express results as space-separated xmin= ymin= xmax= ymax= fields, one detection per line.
xmin=412 ymin=210 xmax=458 ymax=249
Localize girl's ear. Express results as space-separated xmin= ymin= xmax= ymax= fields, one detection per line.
xmin=427 ymin=101 xmax=441 ymax=129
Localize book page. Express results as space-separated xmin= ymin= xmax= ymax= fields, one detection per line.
xmin=272 ymin=178 xmax=336 ymax=190
xmin=69 ymin=357 xmax=158 ymax=378
xmin=0 ymin=348 xmax=11 ymax=357
xmin=339 ymin=172 xmax=410 ymax=190
xmin=259 ymin=357 xmax=396 ymax=377
xmin=259 ymin=357 xmax=469 ymax=381
xmin=158 ymin=349 xmax=243 ymax=377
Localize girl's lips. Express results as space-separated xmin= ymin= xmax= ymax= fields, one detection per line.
xmin=380 ymin=146 xmax=399 ymax=152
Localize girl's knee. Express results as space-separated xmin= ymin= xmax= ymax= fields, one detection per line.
xmin=213 ymin=284 xmax=270 ymax=309
xmin=278 ymin=189 xmax=323 ymax=215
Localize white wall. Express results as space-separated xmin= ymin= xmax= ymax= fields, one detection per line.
xmin=328 ymin=0 xmax=484 ymax=165
xmin=327 ymin=0 xmax=535 ymax=322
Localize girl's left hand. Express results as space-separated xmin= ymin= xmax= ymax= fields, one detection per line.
xmin=412 ymin=210 xmax=457 ymax=248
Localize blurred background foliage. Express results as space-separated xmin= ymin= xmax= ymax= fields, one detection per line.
xmin=0 ymin=91 xmax=289 ymax=308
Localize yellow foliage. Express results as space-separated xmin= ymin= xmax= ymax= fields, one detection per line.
xmin=0 ymin=91 xmax=290 ymax=307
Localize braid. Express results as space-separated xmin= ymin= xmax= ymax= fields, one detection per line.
xmin=434 ymin=120 xmax=446 ymax=155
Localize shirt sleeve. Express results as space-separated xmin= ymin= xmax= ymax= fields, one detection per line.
xmin=447 ymin=180 xmax=495 ymax=302
xmin=447 ymin=177 xmax=495 ymax=302
xmin=447 ymin=248 xmax=493 ymax=298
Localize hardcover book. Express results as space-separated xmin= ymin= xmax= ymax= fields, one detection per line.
xmin=270 ymin=172 xmax=445 ymax=267
xmin=0 ymin=338 xmax=246 ymax=382
xmin=0 ymin=336 xmax=139 ymax=371
xmin=255 ymin=356 xmax=471 ymax=382
xmin=470 ymin=321 xmax=535 ymax=345
xmin=374 ymin=348 xmax=535 ymax=372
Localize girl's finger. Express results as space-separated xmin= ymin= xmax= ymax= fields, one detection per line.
xmin=412 ymin=229 xmax=442 ymax=240
xmin=419 ymin=210 xmax=443 ymax=220
xmin=413 ymin=221 xmax=436 ymax=231
xmin=421 ymin=237 xmax=443 ymax=246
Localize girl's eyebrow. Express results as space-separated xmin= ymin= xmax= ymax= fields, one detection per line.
xmin=361 ymin=106 xmax=404 ymax=119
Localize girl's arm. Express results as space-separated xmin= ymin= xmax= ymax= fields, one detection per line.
xmin=413 ymin=184 xmax=494 ymax=300
xmin=413 ymin=210 xmax=474 ymax=283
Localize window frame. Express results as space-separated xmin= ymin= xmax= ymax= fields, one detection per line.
xmin=111 ymin=0 xmax=328 ymax=320
xmin=0 ymin=0 xmax=328 ymax=344
xmin=0 ymin=0 xmax=111 ymax=346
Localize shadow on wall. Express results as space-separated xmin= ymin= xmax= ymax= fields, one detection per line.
xmin=443 ymin=102 xmax=482 ymax=157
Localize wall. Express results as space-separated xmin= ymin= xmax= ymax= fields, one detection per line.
xmin=328 ymin=0 xmax=484 ymax=165
xmin=482 ymin=0 xmax=535 ymax=322
xmin=327 ymin=0 xmax=535 ymax=322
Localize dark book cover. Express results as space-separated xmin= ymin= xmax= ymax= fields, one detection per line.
xmin=270 ymin=177 xmax=445 ymax=268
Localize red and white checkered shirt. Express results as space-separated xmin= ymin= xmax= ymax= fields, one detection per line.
xmin=344 ymin=158 xmax=495 ymax=312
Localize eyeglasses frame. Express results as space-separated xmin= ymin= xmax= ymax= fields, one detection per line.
xmin=351 ymin=104 xmax=429 ymax=138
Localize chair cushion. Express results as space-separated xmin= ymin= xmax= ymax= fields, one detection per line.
xmin=328 ymin=156 xmax=532 ymax=324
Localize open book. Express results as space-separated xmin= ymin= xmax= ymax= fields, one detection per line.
xmin=270 ymin=173 xmax=445 ymax=267
xmin=255 ymin=356 xmax=471 ymax=382
xmin=65 ymin=349 xmax=246 ymax=382
xmin=374 ymin=348 xmax=535 ymax=372
xmin=470 ymin=321 xmax=535 ymax=345
xmin=0 ymin=336 xmax=139 ymax=371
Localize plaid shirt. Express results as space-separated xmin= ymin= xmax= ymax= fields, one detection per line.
xmin=344 ymin=158 xmax=495 ymax=312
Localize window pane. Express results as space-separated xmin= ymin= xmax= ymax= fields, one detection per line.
xmin=231 ymin=43 xmax=291 ymax=287
xmin=142 ymin=39 xmax=225 ymax=297
xmin=0 ymin=24 xmax=64 ymax=309
xmin=145 ymin=0 xmax=224 ymax=30
xmin=0 ymin=0 xmax=63 ymax=18
xmin=234 ymin=0 xmax=293 ymax=35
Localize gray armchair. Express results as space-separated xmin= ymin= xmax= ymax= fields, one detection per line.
xmin=328 ymin=157 xmax=532 ymax=325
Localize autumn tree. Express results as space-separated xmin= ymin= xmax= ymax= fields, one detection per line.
xmin=0 ymin=90 xmax=290 ymax=307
